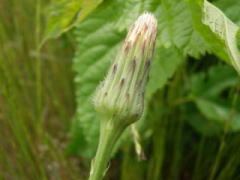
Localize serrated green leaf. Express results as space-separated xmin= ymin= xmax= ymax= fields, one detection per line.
xmin=146 ymin=45 xmax=184 ymax=99
xmin=157 ymin=0 xmax=210 ymax=58
xmin=71 ymin=0 xmax=240 ymax=157
xmin=115 ymin=0 xmax=160 ymax=31
xmin=44 ymin=0 xmax=102 ymax=41
xmin=70 ymin=0 xmax=185 ymax=158
xmin=116 ymin=0 xmax=210 ymax=58
xmin=187 ymin=0 xmax=240 ymax=73
xmin=115 ymin=0 xmax=142 ymax=31
xmin=69 ymin=1 xmax=124 ymax=158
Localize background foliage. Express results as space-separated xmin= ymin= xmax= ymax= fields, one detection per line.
xmin=0 ymin=0 xmax=240 ymax=179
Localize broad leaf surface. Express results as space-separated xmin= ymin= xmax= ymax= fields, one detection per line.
xmin=187 ymin=0 xmax=240 ymax=73
xmin=44 ymin=0 xmax=103 ymax=41
xmin=70 ymin=0 xmax=240 ymax=157
xmin=215 ymin=0 xmax=240 ymax=26
xmin=70 ymin=0 xmax=185 ymax=158
xmin=116 ymin=0 xmax=210 ymax=58
xmin=157 ymin=0 xmax=209 ymax=58
xmin=188 ymin=65 xmax=240 ymax=135
xmin=69 ymin=1 xmax=124 ymax=158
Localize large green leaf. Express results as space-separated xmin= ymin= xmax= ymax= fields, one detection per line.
xmin=70 ymin=0 xmax=185 ymax=158
xmin=116 ymin=0 xmax=210 ymax=58
xmin=146 ymin=46 xmax=184 ymax=100
xmin=187 ymin=0 xmax=240 ymax=73
xmin=215 ymin=0 xmax=240 ymax=26
xmin=188 ymin=65 xmax=240 ymax=135
xmin=44 ymin=0 xmax=103 ymax=41
xmin=157 ymin=0 xmax=210 ymax=58
xmin=69 ymin=1 xmax=124 ymax=158
xmin=70 ymin=0 xmax=240 ymax=157
xmin=190 ymin=64 xmax=239 ymax=97
xmin=185 ymin=103 xmax=223 ymax=136
xmin=195 ymin=98 xmax=240 ymax=132
xmin=115 ymin=0 xmax=161 ymax=31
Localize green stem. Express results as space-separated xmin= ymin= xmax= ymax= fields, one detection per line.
xmin=35 ymin=0 xmax=42 ymax=127
xmin=209 ymin=86 xmax=239 ymax=180
xmin=209 ymin=137 xmax=225 ymax=180
xmin=192 ymin=135 xmax=206 ymax=180
xmin=89 ymin=119 xmax=125 ymax=180
xmin=147 ymin=118 xmax=166 ymax=180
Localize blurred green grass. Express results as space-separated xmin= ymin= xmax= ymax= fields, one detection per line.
xmin=0 ymin=0 xmax=86 ymax=179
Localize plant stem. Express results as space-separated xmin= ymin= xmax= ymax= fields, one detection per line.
xmin=192 ymin=135 xmax=206 ymax=180
xmin=209 ymin=136 xmax=225 ymax=180
xmin=147 ymin=120 xmax=166 ymax=180
xmin=209 ymin=86 xmax=239 ymax=180
xmin=35 ymin=0 xmax=42 ymax=126
xmin=89 ymin=119 xmax=125 ymax=180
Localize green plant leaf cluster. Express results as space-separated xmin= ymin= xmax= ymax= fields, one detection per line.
xmin=2 ymin=0 xmax=240 ymax=178
xmin=42 ymin=0 xmax=240 ymax=158
xmin=187 ymin=0 xmax=240 ymax=73
xmin=64 ymin=0 xmax=240 ymax=158
xmin=44 ymin=0 xmax=102 ymax=41
xmin=187 ymin=65 xmax=240 ymax=135
xmin=70 ymin=0 xmax=187 ymax=158
xmin=215 ymin=0 xmax=240 ymax=26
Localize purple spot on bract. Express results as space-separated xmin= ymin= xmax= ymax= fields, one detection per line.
xmin=142 ymin=40 xmax=146 ymax=55
xmin=134 ymin=32 xmax=141 ymax=44
xmin=112 ymin=64 xmax=117 ymax=74
xmin=131 ymin=59 xmax=136 ymax=71
xmin=124 ymin=42 xmax=130 ymax=54
xmin=145 ymin=60 xmax=151 ymax=68
xmin=120 ymin=78 xmax=125 ymax=88
xmin=143 ymin=23 xmax=148 ymax=32
xmin=101 ymin=82 xmax=105 ymax=88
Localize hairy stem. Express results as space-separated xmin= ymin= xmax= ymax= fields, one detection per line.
xmin=89 ymin=119 xmax=125 ymax=180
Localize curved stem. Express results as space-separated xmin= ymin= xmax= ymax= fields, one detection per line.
xmin=89 ymin=119 xmax=125 ymax=180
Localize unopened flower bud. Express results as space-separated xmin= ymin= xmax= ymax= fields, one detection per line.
xmin=94 ymin=12 xmax=157 ymax=125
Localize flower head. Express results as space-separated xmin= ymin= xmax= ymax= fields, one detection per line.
xmin=94 ymin=12 xmax=157 ymax=125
